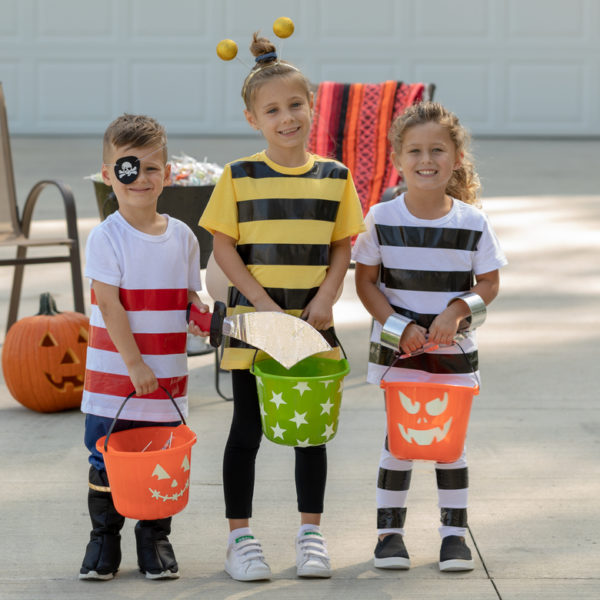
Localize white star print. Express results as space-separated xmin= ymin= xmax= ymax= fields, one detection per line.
xmin=322 ymin=423 xmax=335 ymax=439
xmin=320 ymin=379 xmax=334 ymax=388
xmin=293 ymin=381 xmax=311 ymax=395
xmin=270 ymin=391 xmax=286 ymax=409
xmin=271 ymin=422 xmax=286 ymax=439
xmin=259 ymin=402 xmax=268 ymax=418
xmin=320 ymin=398 xmax=334 ymax=415
xmin=290 ymin=411 xmax=308 ymax=428
xmin=296 ymin=438 xmax=311 ymax=447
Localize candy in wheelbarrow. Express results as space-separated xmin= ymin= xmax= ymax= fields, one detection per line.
xmin=186 ymin=301 xmax=332 ymax=369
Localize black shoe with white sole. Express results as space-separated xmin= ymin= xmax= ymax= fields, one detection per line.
xmin=439 ymin=535 xmax=474 ymax=572
xmin=374 ymin=534 xmax=410 ymax=569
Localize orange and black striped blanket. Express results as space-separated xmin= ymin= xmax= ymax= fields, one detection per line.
xmin=308 ymin=81 xmax=425 ymax=215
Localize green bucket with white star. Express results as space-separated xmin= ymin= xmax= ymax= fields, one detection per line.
xmin=251 ymin=355 xmax=350 ymax=447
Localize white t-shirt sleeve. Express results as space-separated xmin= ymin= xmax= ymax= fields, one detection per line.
xmin=351 ymin=210 xmax=382 ymax=266
xmin=84 ymin=226 xmax=122 ymax=286
xmin=473 ymin=213 xmax=508 ymax=275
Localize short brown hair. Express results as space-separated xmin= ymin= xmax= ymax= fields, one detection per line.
xmin=242 ymin=32 xmax=311 ymax=110
xmin=102 ymin=114 xmax=167 ymax=163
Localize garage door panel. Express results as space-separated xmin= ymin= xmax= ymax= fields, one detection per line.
xmin=0 ymin=0 xmax=598 ymax=136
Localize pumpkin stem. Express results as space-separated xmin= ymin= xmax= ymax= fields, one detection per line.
xmin=36 ymin=292 xmax=61 ymax=316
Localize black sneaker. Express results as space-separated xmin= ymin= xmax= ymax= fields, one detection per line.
xmin=374 ymin=534 xmax=410 ymax=569
xmin=439 ymin=536 xmax=474 ymax=572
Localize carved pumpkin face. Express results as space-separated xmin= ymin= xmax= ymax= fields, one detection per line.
xmin=2 ymin=293 xmax=89 ymax=413
xmin=383 ymin=380 xmax=477 ymax=462
xmin=40 ymin=327 xmax=88 ymax=393
xmin=149 ymin=454 xmax=191 ymax=502
xmin=397 ymin=391 xmax=451 ymax=446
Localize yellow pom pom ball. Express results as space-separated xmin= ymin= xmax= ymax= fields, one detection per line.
xmin=273 ymin=17 xmax=294 ymax=39
xmin=216 ymin=39 xmax=238 ymax=61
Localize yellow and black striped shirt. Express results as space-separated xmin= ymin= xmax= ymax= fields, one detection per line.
xmin=200 ymin=151 xmax=365 ymax=369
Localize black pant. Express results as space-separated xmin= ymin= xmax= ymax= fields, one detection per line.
xmin=223 ymin=369 xmax=327 ymax=518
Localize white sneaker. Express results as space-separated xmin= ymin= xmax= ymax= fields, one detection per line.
xmin=295 ymin=531 xmax=332 ymax=578
xmin=225 ymin=535 xmax=271 ymax=581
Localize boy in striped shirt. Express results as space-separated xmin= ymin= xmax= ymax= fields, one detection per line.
xmin=79 ymin=114 xmax=208 ymax=581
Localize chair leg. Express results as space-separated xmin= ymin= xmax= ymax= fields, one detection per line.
xmin=69 ymin=243 xmax=85 ymax=315
xmin=214 ymin=347 xmax=232 ymax=401
xmin=6 ymin=246 xmax=27 ymax=333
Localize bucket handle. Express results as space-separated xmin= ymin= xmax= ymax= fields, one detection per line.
xmin=250 ymin=326 xmax=347 ymax=373
xmin=103 ymin=386 xmax=185 ymax=452
xmin=381 ymin=338 xmax=480 ymax=387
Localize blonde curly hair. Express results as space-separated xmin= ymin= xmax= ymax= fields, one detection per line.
xmin=388 ymin=102 xmax=481 ymax=206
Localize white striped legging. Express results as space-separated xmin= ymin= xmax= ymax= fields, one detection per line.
xmin=376 ymin=439 xmax=469 ymax=539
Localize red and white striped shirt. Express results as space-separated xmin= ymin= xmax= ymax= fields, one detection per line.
xmin=82 ymin=211 xmax=201 ymax=421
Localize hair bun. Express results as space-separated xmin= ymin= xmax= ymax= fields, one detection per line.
xmin=249 ymin=32 xmax=276 ymax=59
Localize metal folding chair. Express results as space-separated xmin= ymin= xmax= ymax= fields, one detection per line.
xmin=0 ymin=82 xmax=84 ymax=332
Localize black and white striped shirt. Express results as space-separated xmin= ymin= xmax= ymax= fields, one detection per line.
xmin=352 ymin=194 xmax=507 ymax=387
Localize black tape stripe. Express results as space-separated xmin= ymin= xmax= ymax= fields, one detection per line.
xmin=382 ymin=267 xmax=473 ymax=293
xmin=227 ymin=286 xmax=319 ymax=311
xmin=236 ymin=243 xmax=329 ymax=266
xmin=440 ymin=507 xmax=468 ymax=527
xmin=237 ymin=198 xmax=339 ymax=223
xmin=230 ymin=160 xmax=348 ymax=180
xmin=376 ymin=224 xmax=482 ymax=251
xmin=378 ymin=467 xmax=412 ymax=491
xmin=377 ymin=507 xmax=407 ymax=529
xmin=369 ymin=342 xmax=478 ymax=374
xmin=436 ymin=467 xmax=469 ymax=490
xmin=390 ymin=304 xmax=437 ymax=329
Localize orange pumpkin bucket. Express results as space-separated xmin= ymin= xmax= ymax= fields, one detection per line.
xmin=96 ymin=388 xmax=196 ymax=520
xmin=381 ymin=379 xmax=478 ymax=463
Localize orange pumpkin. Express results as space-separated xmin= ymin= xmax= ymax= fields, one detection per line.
xmin=2 ymin=292 xmax=89 ymax=413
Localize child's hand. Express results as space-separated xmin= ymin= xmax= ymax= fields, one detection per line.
xmin=188 ymin=301 xmax=211 ymax=337
xmin=253 ymin=297 xmax=284 ymax=313
xmin=428 ymin=310 xmax=462 ymax=346
xmin=128 ymin=361 xmax=158 ymax=397
xmin=399 ymin=323 xmax=428 ymax=354
xmin=301 ymin=296 xmax=333 ymax=331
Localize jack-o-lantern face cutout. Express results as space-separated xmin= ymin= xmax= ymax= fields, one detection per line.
xmin=149 ymin=454 xmax=191 ymax=502
xmin=397 ymin=391 xmax=452 ymax=446
xmin=42 ymin=327 xmax=88 ymax=391
xmin=1 ymin=293 xmax=90 ymax=413
xmin=383 ymin=380 xmax=477 ymax=463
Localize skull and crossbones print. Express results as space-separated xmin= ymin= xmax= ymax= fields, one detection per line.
xmin=114 ymin=155 xmax=141 ymax=184
xmin=118 ymin=161 xmax=137 ymax=179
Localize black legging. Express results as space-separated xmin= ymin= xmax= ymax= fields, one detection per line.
xmin=223 ymin=369 xmax=327 ymax=519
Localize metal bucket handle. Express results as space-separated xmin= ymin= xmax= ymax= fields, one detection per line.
xmin=103 ymin=385 xmax=185 ymax=452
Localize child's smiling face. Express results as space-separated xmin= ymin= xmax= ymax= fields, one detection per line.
xmin=101 ymin=145 xmax=170 ymax=211
xmin=392 ymin=122 xmax=461 ymax=194
xmin=244 ymin=74 xmax=313 ymax=165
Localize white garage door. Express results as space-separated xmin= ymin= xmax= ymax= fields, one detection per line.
xmin=0 ymin=0 xmax=598 ymax=136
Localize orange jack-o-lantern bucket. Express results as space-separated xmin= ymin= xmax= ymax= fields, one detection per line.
xmin=96 ymin=388 xmax=196 ymax=520
xmin=381 ymin=380 xmax=479 ymax=463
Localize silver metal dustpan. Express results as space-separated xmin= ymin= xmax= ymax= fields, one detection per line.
xmin=223 ymin=311 xmax=332 ymax=369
